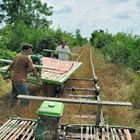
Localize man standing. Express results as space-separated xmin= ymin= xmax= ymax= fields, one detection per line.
xmin=56 ymin=40 xmax=71 ymax=61
xmin=5 ymin=43 xmax=42 ymax=107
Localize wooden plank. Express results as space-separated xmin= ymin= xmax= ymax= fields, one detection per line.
xmin=0 ymin=120 xmax=18 ymax=136
xmin=8 ymin=121 xmax=28 ymax=140
xmin=18 ymin=95 xmax=132 ymax=107
xmin=102 ymin=127 xmax=106 ymax=140
xmin=110 ymin=128 xmax=115 ymax=140
xmin=124 ymin=129 xmax=132 ymax=140
xmin=113 ymin=128 xmax=120 ymax=140
xmin=55 ymin=74 xmax=65 ymax=81
xmin=90 ymin=127 xmax=93 ymax=140
xmin=85 ymin=126 xmax=89 ymax=140
xmin=0 ymin=119 xmax=12 ymax=132
xmin=52 ymin=74 xmax=61 ymax=81
xmin=81 ymin=126 xmax=83 ymax=140
xmin=25 ymin=129 xmax=34 ymax=140
xmin=106 ymin=125 xmax=110 ymax=140
xmin=41 ymin=72 xmax=52 ymax=79
xmin=45 ymin=73 xmax=53 ymax=80
xmin=49 ymin=73 xmax=59 ymax=81
xmin=56 ymin=74 xmax=66 ymax=82
xmin=3 ymin=121 xmax=30 ymax=140
xmin=20 ymin=122 xmax=36 ymax=140
xmin=12 ymin=121 xmax=31 ymax=140
xmin=118 ymin=129 xmax=125 ymax=140
xmin=95 ymin=128 xmax=99 ymax=140
xmin=0 ymin=120 xmax=20 ymax=139
xmin=92 ymin=127 xmax=96 ymax=140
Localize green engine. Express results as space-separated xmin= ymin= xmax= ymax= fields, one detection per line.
xmin=35 ymin=101 xmax=64 ymax=140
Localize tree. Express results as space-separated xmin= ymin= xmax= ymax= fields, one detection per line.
xmin=75 ymin=29 xmax=83 ymax=47
xmin=0 ymin=0 xmax=53 ymax=28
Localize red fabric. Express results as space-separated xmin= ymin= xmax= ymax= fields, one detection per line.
xmin=42 ymin=57 xmax=74 ymax=74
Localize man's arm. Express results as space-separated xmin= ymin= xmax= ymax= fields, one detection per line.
xmin=32 ymin=68 xmax=42 ymax=85
xmin=27 ymin=56 xmax=42 ymax=85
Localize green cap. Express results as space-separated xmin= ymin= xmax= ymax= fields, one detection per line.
xmin=37 ymin=101 xmax=64 ymax=117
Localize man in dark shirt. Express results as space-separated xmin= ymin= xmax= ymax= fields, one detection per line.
xmin=6 ymin=43 xmax=42 ymax=107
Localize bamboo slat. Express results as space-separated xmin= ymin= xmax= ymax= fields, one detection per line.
xmin=113 ymin=128 xmax=120 ymax=140
xmin=110 ymin=128 xmax=116 ymax=140
xmin=124 ymin=129 xmax=132 ymax=140
xmin=0 ymin=120 xmax=20 ymax=139
xmin=118 ymin=129 xmax=125 ymax=140
xmin=0 ymin=119 xmax=35 ymax=140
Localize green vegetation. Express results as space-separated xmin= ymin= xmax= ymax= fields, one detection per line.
xmin=90 ymin=30 xmax=140 ymax=108
xmin=0 ymin=0 xmax=88 ymax=58
xmin=0 ymin=22 xmax=88 ymax=56
xmin=0 ymin=0 xmax=53 ymax=28
xmin=90 ymin=30 xmax=140 ymax=71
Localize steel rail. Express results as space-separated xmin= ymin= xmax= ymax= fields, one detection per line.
xmin=89 ymin=46 xmax=105 ymax=125
xmin=76 ymin=46 xmax=87 ymax=62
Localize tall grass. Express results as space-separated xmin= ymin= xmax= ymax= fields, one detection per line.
xmin=93 ymin=48 xmax=140 ymax=139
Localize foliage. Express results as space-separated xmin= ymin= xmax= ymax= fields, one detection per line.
xmin=90 ymin=30 xmax=111 ymax=48
xmin=0 ymin=49 xmax=16 ymax=59
xmin=75 ymin=29 xmax=84 ymax=47
xmin=37 ymin=28 xmax=88 ymax=56
xmin=90 ymin=30 xmax=140 ymax=71
xmin=0 ymin=0 xmax=53 ymax=29
xmin=0 ymin=0 xmax=88 ymax=58
xmin=0 ymin=21 xmax=47 ymax=52
xmin=0 ymin=23 xmax=88 ymax=59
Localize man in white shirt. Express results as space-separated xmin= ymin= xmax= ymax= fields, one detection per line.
xmin=56 ymin=40 xmax=71 ymax=61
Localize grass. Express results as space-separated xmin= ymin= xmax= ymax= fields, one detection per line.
xmin=0 ymin=75 xmax=11 ymax=97
xmin=93 ymin=48 xmax=140 ymax=139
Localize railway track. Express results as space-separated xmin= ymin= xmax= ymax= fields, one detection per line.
xmin=61 ymin=45 xmax=104 ymax=125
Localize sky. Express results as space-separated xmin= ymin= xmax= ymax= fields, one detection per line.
xmin=44 ymin=0 xmax=140 ymax=38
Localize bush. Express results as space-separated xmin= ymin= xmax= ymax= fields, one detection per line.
xmin=90 ymin=31 xmax=140 ymax=71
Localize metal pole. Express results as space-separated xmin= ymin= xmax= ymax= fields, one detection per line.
xmin=17 ymin=95 xmax=132 ymax=107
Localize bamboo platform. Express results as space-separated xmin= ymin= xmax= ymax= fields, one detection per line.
xmin=28 ymin=60 xmax=82 ymax=85
xmin=40 ymin=57 xmax=82 ymax=85
xmin=0 ymin=118 xmax=135 ymax=140
xmin=0 ymin=118 xmax=36 ymax=140
xmin=0 ymin=57 xmax=82 ymax=85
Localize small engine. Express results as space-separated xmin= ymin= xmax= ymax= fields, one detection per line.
xmin=35 ymin=101 xmax=64 ymax=140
